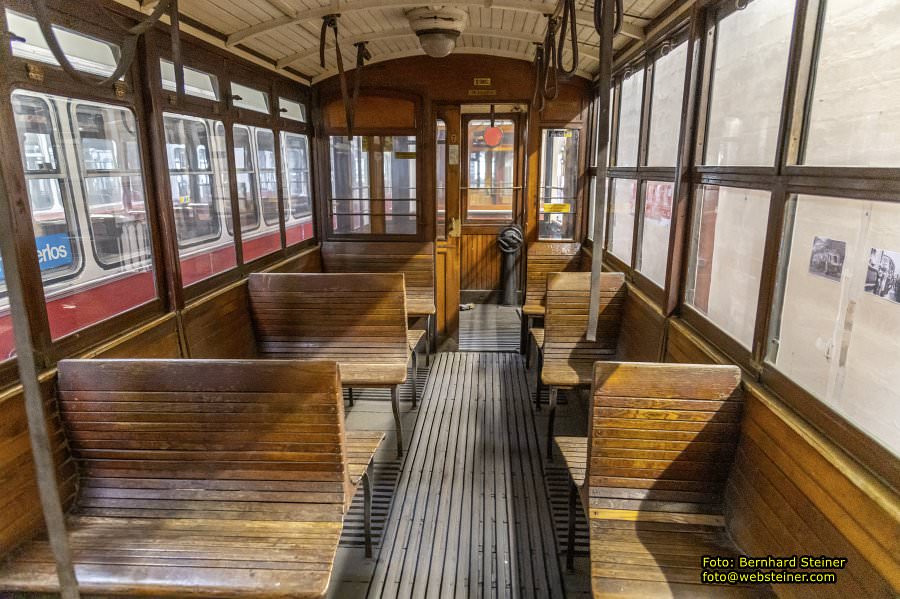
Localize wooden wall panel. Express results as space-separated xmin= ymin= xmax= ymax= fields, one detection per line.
xmin=436 ymin=242 xmax=460 ymax=341
xmin=461 ymin=233 xmax=502 ymax=290
xmin=182 ymin=282 xmax=258 ymax=359
xmin=265 ymin=245 xmax=323 ymax=274
xmin=727 ymin=390 xmax=899 ymax=598
xmin=82 ymin=314 xmax=181 ymax=359
xmin=617 ymin=284 xmax=665 ymax=362
xmin=0 ymin=377 xmax=76 ymax=557
xmin=664 ymin=318 xmax=727 ymax=365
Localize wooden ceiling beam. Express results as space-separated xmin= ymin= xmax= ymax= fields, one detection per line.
xmin=227 ymin=0 xmax=636 ymax=47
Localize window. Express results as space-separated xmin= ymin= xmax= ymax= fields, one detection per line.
xmin=703 ymin=0 xmax=795 ymax=166
xmin=278 ymin=97 xmax=306 ymax=122
xmin=436 ymin=119 xmax=447 ymax=240
xmin=230 ymin=82 xmax=269 ymax=114
xmin=768 ymin=195 xmax=900 ymax=456
xmin=636 ymin=181 xmax=674 ymax=287
xmin=233 ymin=125 xmax=279 ymax=261
xmin=647 ymin=41 xmax=688 ymax=167
xmin=11 ymin=90 xmax=156 ymax=341
xmin=6 ymin=10 xmax=120 ymax=78
xmin=160 ymin=59 xmax=220 ymax=101
xmin=465 ymin=119 xmax=516 ymax=222
xmin=802 ymin=1 xmax=900 ymax=167
xmin=615 ymin=69 xmax=644 ymax=167
xmin=329 ymin=135 xmax=418 ymax=235
xmin=280 ymin=132 xmax=313 ymax=245
xmin=538 ymin=128 xmax=580 ymax=240
xmin=608 ymin=179 xmax=637 ymax=263
xmin=163 ymin=113 xmax=236 ymax=286
xmin=0 ymin=254 xmax=14 ymax=360
xmin=685 ymin=185 xmax=771 ymax=348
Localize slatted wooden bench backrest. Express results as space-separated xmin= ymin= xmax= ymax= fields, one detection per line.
xmin=322 ymin=241 xmax=435 ymax=311
xmin=543 ymin=271 xmax=626 ymax=364
xmin=587 ymin=361 xmax=744 ymax=515
xmin=247 ymin=273 xmax=409 ymax=363
xmin=57 ymin=359 xmax=353 ymax=518
xmin=523 ymin=242 xmax=582 ymax=312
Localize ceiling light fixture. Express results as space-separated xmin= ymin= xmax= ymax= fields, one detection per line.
xmin=406 ymin=7 xmax=468 ymax=58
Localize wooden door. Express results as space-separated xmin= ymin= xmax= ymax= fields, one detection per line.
xmin=435 ymin=107 xmax=461 ymax=344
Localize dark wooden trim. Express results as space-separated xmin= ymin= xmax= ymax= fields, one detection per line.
xmin=679 ymin=304 xmax=754 ymax=374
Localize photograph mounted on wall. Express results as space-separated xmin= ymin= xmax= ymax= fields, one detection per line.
xmin=865 ymin=248 xmax=900 ymax=304
xmin=808 ymin=237 xmax=846 ymax=281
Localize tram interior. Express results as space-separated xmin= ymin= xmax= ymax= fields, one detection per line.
xmin=0 ymin=0 xmax=897 ymax=597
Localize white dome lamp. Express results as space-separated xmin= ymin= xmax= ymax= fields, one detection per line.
xmin=406 ymin=7 xmax=468 ymax=58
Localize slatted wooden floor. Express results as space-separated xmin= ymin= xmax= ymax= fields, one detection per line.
xmin=459 ymin=305 xmax=522 ymax=352
xmin=366 ymin=352 xmax=565 ymax=598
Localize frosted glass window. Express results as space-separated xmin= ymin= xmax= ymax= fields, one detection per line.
xmin=803 ymin=1 xmax=900 ymax=166
xmin=279 ymin=98 xmax=307 ymax=122
xmin=685 ymin=185 xmax=771 ymax=348
xmin=768 ymin=195 xmax=900 ymax=456
xmin=608 ymin=179 xmax=637 ymax=263
xmin=615 ymin=69 xmax=644 ymax=167
xmin=230 ymin=82 xmax=269 ymax=114
xmin=647 ymin=41 xmax=688 ymax=167
xmin=6 ymin=9 xmax=120 ymax=78
xmin=160 ymin=59 xmax=219 ymax=101
xmin=704 ymin=0 xmax=794 ymax=166
xmin=637 ymin=181 xmax=674 ymax=287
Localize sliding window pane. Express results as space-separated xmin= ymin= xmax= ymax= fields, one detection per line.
xmin=647 ymin=41 xmax=687 ymax=167
xmin=636 ymin=181 xmax=674 ymax=287
xmin=685 ymin=185 xmax=771 ymax=348
xmin=768 ymin=195 xmax=900 ymax=455
xmin=233 ymin=125 xmax=279 ymax=262
xmin=164 ymin=113 xmax=236 ymax=286
xmin=803 ymin=1 xmax=900 ymax=166
xmin=160 ymin=59 xmax=219 ymax=101
xmin=608 ymin=179 xmax=637 ymax=263
xmin=538 ymin=128 xmax=580 ymax=240
xmin=616 ymin=70 xmax=644 ymax=167
xmin=280 ymin=132 xmax=312 ymax=245
xmin=436 ymin=119 xmax=447 ymax=239
xmin=704 ymin=0 xmax=794 ymax=166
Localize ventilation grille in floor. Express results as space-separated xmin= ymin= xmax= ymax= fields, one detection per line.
xmin=459 ymin=304 xmax=522 ymax=352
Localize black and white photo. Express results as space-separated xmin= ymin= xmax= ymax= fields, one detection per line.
xmin=808 ymin=237 xmax=846 ymax=282
xmin=865 ymin=248 xmax=900 ymax=304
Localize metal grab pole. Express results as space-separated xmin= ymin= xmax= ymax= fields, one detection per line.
xmin=586 ymin=0 xmax=615 ymax=342
xmin=0 ymin=161 xmax=79 ymax=598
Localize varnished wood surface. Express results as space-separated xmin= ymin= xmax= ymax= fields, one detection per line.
xmin=575 ymin=361 xmax=765 ymax=598
xmin=322 ymin=242 xmax=436 ymax=316
xmin=248 ymin=273 xmax=411 ymax=386
xmin=541 ymin=272 xmax=626 ymax=388
xmin=522 ymin=242 xmax=583 ymax=317
xmin=0 ymin=359 xmax=381 ymax=598
xmin=461 ymin=233 xmax=506 ymax=291
xmin=368 ymin=353 xmax=564 ymax=598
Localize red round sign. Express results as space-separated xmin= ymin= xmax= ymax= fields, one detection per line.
xmin=483 ymin=126 xmax=503 ymax=147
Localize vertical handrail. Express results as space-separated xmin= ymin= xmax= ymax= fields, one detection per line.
xmin=0 ymin=157 xmax=79 ymax=597
xmin=586 ymin=0 xmax=616 ymax=341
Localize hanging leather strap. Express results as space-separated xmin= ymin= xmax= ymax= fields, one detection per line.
xmin=532 ymin=44 xmax=545 ymax=113
xmin=348 ymin=41 xmax=371 ymax=137
xmin=542 ymin=17 xmax=559 ymax=102
xmin=557 ymin=0 xmax=579 ymax=75
xmin=320 ymin=15 xmax=357 ymax=138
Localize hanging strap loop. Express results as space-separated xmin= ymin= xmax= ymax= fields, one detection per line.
xmin=348 ymin=41 xmax=371 ymax=136
xmin=542 ymin=17 xmax=559 ymax=102
xmin=532 ymin=44 xmax=545 ymax=113
xmin=557 ymin=0 xmax=579 ymax=75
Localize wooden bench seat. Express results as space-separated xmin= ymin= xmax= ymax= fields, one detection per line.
xmin=520 ymin=242 xmax=583 ymax=353
xmin=249 ymin=273 xmax=419 ymax=457
xmin=322 ymin=241 xmax=436 ymax=363
xmin=555 ymin=362 xmax=770 ymax=598
xmin=0 ymin=359 xmax=382 ymax=598
xmin=541 ymin=271 xmax=626 ymax=457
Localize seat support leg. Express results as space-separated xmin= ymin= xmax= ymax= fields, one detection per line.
xmin=411 ymin=350 xmax=419 ymax=410
xmin=567 ymin=480 xmax=577 ymax=571
xmin=363 ymin=469 xmax=373 ymax=558
xmin=535 ymin=350 xmax=545 ymax=411
xmin=426 ymin=314 xmax=432 ymax=366
xmin=391 ymin=385 xmax=403 ymax=459
xmin=519 ymin=314 xmax=529 ymax=354
xmin=547 ymin=386 xmax=558 ymax=461
xmin=348 ymin=387 xmax=354 ymax=407
xmin=526 ymin=330 xmax=533 ymax=369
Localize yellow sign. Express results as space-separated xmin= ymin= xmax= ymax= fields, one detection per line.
xmin=473 ymin=77 xmax=492 ymax=86
xmin=395 ymin=151 xmax=416 ymax=159
xmin=542 ymin=203 xmax=571 ymax=213
xmin=468 ymin=89 xmax=497 ymax=96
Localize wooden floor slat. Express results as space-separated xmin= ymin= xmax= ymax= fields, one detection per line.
xmin=367 ymin=353 xmax=565 ymax=598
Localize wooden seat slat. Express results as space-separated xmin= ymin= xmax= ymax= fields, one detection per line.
xmin=0 ymin=359 xmax=382 ymax=598
xmin=554 ymin=362 xmax=769 ymax=597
